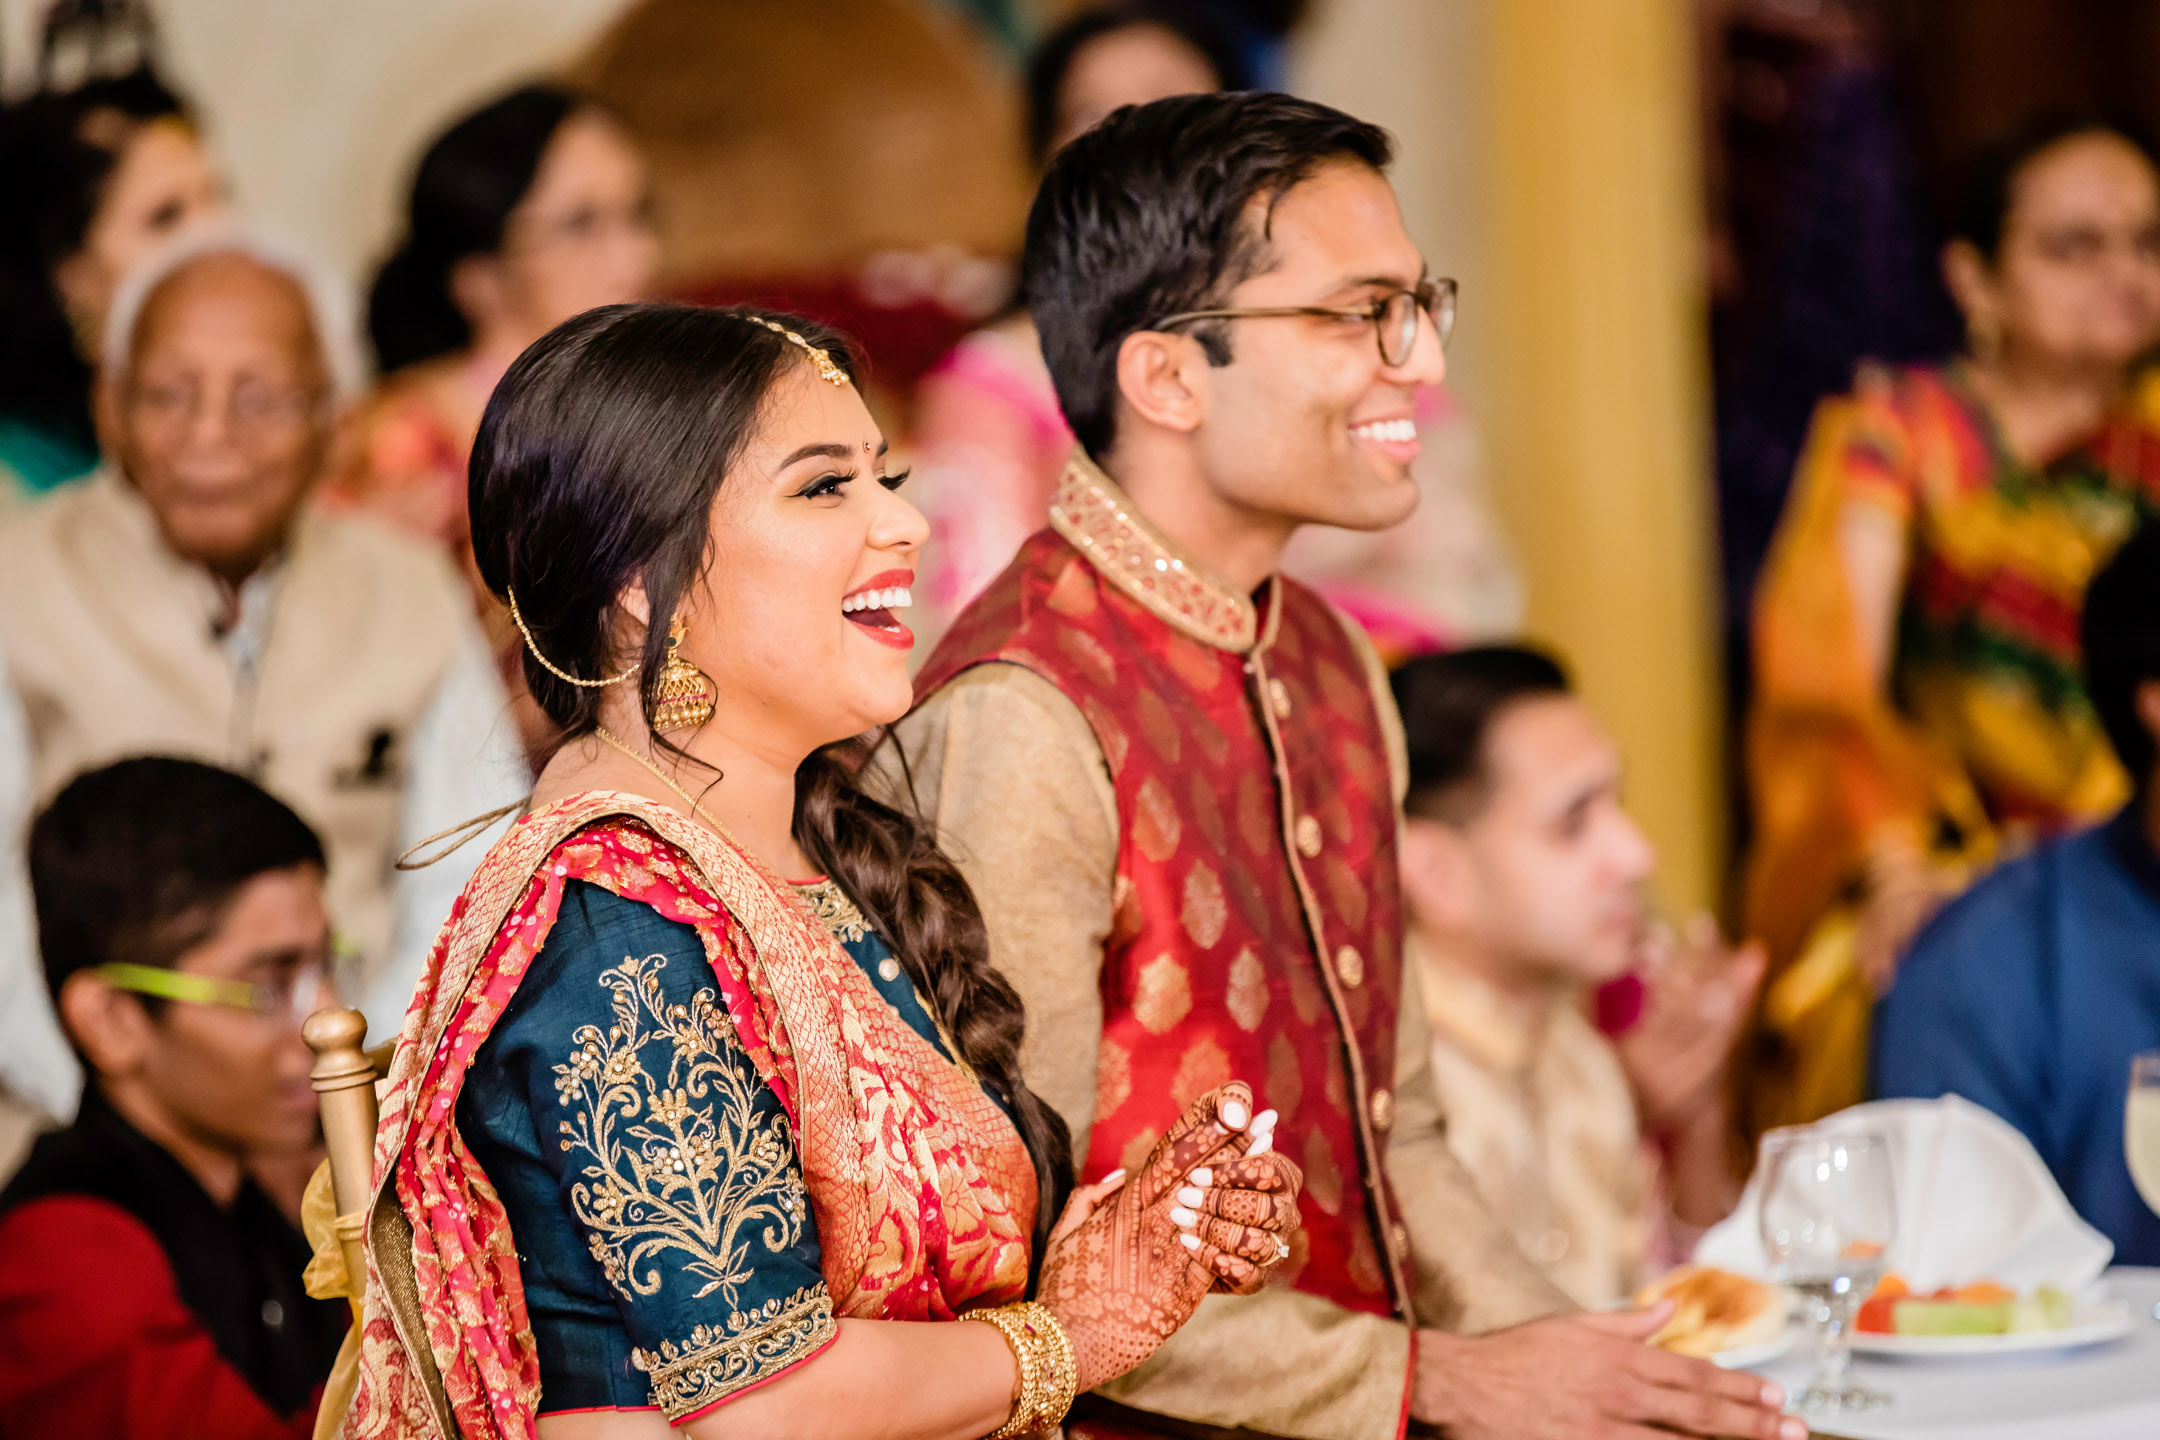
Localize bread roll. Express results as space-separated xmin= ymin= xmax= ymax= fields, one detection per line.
xmin=1636 ymin=1266 xmax=1786 ymax=1357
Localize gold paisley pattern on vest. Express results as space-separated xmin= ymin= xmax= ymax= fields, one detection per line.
xmin=1180 ymin=861 xmax=1229 ymax=950
xmin=552 ymin=950 xmax=825 ymax=1316
xmin=1225 ymin=947 xmax=1269 ymax=1032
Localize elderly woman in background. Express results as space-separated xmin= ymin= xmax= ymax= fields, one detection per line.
xmin=0 ymin=66 xmax=225 ymax=503
xmin=326 ymin=84 xmax=657 ymax=755
xmin=1745 ymin=113 xmax=2160 ymax=1131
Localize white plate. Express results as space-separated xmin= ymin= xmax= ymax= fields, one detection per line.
xmin=1713 ymin=1326 xmax=1798 ymax=1370
xmin=1850 ymin=1297 xmax=2136 ymax=1358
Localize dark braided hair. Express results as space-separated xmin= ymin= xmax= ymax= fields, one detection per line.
xmin=468 ymin=302 xmax=1074 ymax=1257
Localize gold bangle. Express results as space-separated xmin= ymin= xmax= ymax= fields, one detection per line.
xmin=963 ymin=1305 xmax=1041 ymax=1439
xmin=962 ymin=1301 xmax=1075 ymax=1438
xmin=1028 ymin=1302 xmax=1078 ymax=1431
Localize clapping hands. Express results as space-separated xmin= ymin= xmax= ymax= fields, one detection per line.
xmin=1034 ymin=1081 xmax=1304 ymax=1391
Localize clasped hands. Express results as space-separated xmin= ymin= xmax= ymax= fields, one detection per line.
xmin=1034 ymin=1080 xmax=1304 ymax=1392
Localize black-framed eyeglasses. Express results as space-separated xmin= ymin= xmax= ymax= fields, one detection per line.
xmin=1154 ymin=276 xmax=1456 ymax=367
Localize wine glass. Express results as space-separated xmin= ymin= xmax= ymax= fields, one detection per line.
xmin=2128 ymin=1053 xmax=2160 ymax=1322
xmin=1758 ymin=1125 xmax=1897 ymax=1415
xmin=2128 ymin=1053 xmax=2160 ymax=1217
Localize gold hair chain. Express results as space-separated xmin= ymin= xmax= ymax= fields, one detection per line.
xmin=506 ymin=589 xmax=637 ymax=688
xmin=741 ymin=313 xmax=849 ymax=387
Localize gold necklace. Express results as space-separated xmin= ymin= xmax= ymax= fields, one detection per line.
xmin=593 ymin=726 xmax=731 ymax=839
xmin=591 ymin=727 xmax=981 ymax=1084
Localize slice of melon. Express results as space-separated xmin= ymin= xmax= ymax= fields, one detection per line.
xmin=1892 ymin=1299 xmax=2010 ymax=1336
xmin=2004 ymin=1287 xmax=2075 ymax=1333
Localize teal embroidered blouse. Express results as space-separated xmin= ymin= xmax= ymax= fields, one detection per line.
xmin=457 ymin=874 xmax=995 ymax=1421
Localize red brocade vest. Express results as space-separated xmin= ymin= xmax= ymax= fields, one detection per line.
xmin=913 ymin=454 xmax=1411 ymax=1318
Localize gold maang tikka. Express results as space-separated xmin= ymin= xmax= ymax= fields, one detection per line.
xmin=652 ymin=616 xmax=716 ymax=730
xmin=741 ymin=313 xmax=848 ymax=387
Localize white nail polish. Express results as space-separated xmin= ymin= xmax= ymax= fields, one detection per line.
xmin=1170 ymin=1206 xmax=1198 ymax=1226
xmin=1179 ymin=1232 xmax=1201 ymax=1250
xmin=1177 ymin=1186 xmax=1205 ymax=1207
xmin=1247 ymin=1133 xmax=1273 ymax=1156
xmin=1221 ymin=1100 xmax=1249 ymax=1129
xmin=1251 ymin=1108 xmax=1278 ymax=1133
xmin=1188 ymin=1167 xmax=1213 ymax=1187
xmin=1101 ymin=1169 xmax=1127 ymax=1187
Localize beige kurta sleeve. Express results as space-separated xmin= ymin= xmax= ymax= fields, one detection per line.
xmin=875 ymin=662 xmax=1419 ymax=1440
xmin=874 ymin=663 xmax=1116 ymax=1144
xmin=1387 ymin=959 xmax=1574 ymax=1333
xmin=1335 ymin=610 xmax=1576 ymax=1335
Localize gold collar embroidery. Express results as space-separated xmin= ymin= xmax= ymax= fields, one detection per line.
xmin=1048 ymin=448 xmax=1259 ymax=653
xmin=789 ymin=879 xmax=869 ymax=944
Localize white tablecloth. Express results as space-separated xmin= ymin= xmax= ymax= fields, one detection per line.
xmin=1746 ymin=1267 xmax=2160 ymax=1440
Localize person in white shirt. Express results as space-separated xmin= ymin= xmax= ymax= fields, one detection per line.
xmin=0 ymin=230 xmax=528 ymax=1124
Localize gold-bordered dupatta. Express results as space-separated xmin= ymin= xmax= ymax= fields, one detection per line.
xmin=338 ymin=791 xmax=1037 ymax=1439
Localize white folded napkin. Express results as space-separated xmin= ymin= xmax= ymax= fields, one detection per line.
xmin=1695 ymin=1096 xmax=2114 ymax=1293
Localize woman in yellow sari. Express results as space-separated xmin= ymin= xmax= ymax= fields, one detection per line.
xmin=1746 ymin=114 xmax=2160 ymax=1132
xmin=341 ymin=303 xmax=1303 ymax=1438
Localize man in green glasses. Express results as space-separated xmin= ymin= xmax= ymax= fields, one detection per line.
xmin=0 ymin=757 xmax=346 ymax=1439
xmin=888 ymin=93 xmax=1803 ymax=1440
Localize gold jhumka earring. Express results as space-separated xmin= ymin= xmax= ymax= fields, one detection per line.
xmin=652 ymin=616 xmax=716 ymax=730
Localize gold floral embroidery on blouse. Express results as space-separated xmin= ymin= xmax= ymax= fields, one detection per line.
xmin=632 ymin=1283 xmax=836 ymax=1420
xmin=552 ymin=950 xmax=825 ymax=1323
xmin=792 ymin=879 xmax=869 ymax=943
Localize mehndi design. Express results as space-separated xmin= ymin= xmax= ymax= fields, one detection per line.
xmin=1033 ymin=1082 xmax=1304 ymax=1390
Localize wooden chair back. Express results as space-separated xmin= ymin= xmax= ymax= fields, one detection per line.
xmin=302 ymin=1008 xmax=380 ymax=1314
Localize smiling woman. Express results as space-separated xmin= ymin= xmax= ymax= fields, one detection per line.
xmin=342 ymin=302 xmax=1305 ymax=1440
xmin=0 ymin=66 xmax=226 ymax=502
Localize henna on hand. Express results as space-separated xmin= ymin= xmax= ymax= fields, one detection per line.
xmin=1034 ymin=1082 xmax=1305 ymax=1390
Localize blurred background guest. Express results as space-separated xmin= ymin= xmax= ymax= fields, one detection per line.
xmin=908 ymin=0 xmax=1245 ymax=645
xmin=1393 ymin=647 xmax=1763 ymax=1308
xmin=1743 ymin=113 xmax=2160 ymax=1133
xmin=323 ymin=84 xmax=656 ymax=759
xmin=335 ymin=84 xmax=655 ymax=568
xmin=0 ymin=758 xmax=345 ymax=1440
xmin=0 ymin=232 xmax=526 ymax=1125
xmin=0 ymin=63 xmax=224 ymax=505
xmin=1704 ymin=1 xmax=1955 ymax=715
xmin=1873 ymin=522 xmax=2160 ymax=1264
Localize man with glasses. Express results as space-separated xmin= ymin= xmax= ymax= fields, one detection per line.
xmin=0 ymin=757 xmax=346 ymax=1438
xmin=0 ymin=232 xmax=526 ymax=1131
xmin=887 ymin=93 xmax=1802 ymax=1440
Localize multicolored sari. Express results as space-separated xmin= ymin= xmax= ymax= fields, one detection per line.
xmin=340 ymin=791 xmax=1037 ymax=1440
xmin=1745 ymin=361 xmax=2160 ymax=1129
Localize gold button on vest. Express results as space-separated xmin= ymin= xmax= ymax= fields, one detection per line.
xmin=1369 ymin=1086 xmax=1393 ymax=1131
xmin=1295 ymin=814 xmax=1323 ymax=857
xmin=1334 ymin=944 xmax=1364 ymax=988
